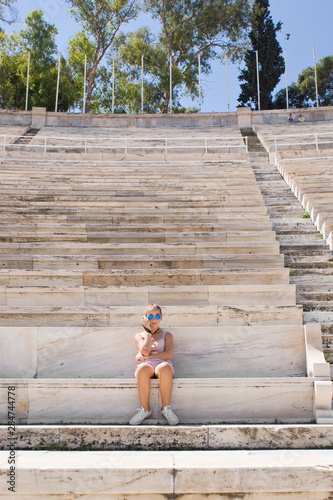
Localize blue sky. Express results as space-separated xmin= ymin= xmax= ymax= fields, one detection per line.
xmin=6 ymin=0 xmax=333 ymax=112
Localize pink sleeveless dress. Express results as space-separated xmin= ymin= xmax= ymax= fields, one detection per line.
xmin=135 ymin=329 xmax=175 ymax=376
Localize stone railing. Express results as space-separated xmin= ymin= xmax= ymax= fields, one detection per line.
xmin=1 ymin=105 xmax=333 ymax=130
xmin=0 ymin=133 xmax=248 ymax=155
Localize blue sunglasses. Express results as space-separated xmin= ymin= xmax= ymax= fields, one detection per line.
xmin=147 ymin=314 xmax=162 ymax=320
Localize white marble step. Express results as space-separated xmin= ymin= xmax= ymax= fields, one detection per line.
xmin=0 ymin=233 xmax=278 ymax=246
xmin=0 ymin=255 xmax=285 ymax=272
xmin=0 ymin=223 xmax=278 ymax=238
xmin=1 ymin=184 xmax=264 ymax=196
xmin=1 ymin=168 xmax=255 ymax=175
xmin=0 ymin=165 xmax=252 ymax=173
xmin=1 ymin=184 xmax=263 ymax=192
xmin=0 ymin=304 xmax=303 ymax=327
xmin=0 ymin=325 xmax=308 ymax=379
xmin=0 ymin=206 xmax=270 ymax=217
xmin=0 ymin=377 xmax=321 ymax=424
xmin=0 ymin=268 xmax=289 ymax=286
xmin=1 ymin=449 xmax=332 ymax=498
xmin=0 ymin=194 xmax=266 ymax=205
xmin=2 ymin=424 xmax=331 ymax=450
xmin=0 ymin=241 xmax=283 ymax=257
xmin=0 ymin=284 xmax=297 ymax=307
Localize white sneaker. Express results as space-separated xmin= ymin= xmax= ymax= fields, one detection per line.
xmin=129 ymin=406 xmax=152 ymax=425
xmin=161 ymin=406 xmax=179 ymax=425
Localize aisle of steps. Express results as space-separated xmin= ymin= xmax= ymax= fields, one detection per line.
xmin=0 ymin=141 xmax=333 ymax=498
xmin=245 ymin=132 xmax=333 ymax=368
xmin=12 ymin=127 xmax=40 ymax=145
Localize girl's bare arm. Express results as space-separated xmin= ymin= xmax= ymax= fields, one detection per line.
xmin=136 ymin=332 xmax=174 ymax=361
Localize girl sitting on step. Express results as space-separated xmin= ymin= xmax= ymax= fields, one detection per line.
xmin=129 ymin=304 xmax=179 ymax=426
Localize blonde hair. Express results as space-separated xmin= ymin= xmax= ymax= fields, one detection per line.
xmin=145 ymin=304 xmax=162 ymax=316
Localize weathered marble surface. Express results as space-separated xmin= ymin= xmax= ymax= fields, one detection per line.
xmin=1 ymin=424 xmax=332 ymax=451
xmin=0 ymin=449 xmax=332 ymax=496
xmin=0 ymin=325 xmax=307 ymax=379
xmin=0 ymin=327 xmax=37 ymax=378
xmin=274 ymin=152 xmax=333 ymax=263
xmin=0 ymin=378 xmax=316 ymax=424
xmin=0 ymin=495 xmax=330 ymax=500
xmin=0 ymin=304 xmax=303 ymax=328
xmin=327 ymin=229 xmax=333 ymax=250
xmin=1 ymin=284 xmax=296 ymax=308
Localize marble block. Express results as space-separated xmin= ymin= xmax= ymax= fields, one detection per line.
xmin=0 ymin=450 xmax=174 ymax=495
xmin=1 ymin=423 xmax=333 ymax=451
xmin=0 ymin=378 xmax=316 ymax=424
xmin=6 ymin=287 xmax=85 ymax=307
xmin=172 ymin=325 xmax=307 ymax=378
xmin=173 ymin=450 xmax=333 ymax=494
xmin=327 ymin=230 xmax=333 ymax=251
xmin=208 ymin=285 xmax=296 ymax=307
xmin=0 ymin=327 xmax=38 ymax=378
xmin=0 ymin=449 xmax=332 ymax=496
xmin=0 ymin=324 xmax=308 ymax=379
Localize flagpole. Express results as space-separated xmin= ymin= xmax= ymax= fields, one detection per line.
xmin=141 ymin=55 xmax=144 ymax=114
xmin=224 ymin=55 xmax=230 ymax=112
xmin=25 ymin=51 xmax=30 ymax=111
xmin=83 ymin=54 xmax=87 ymax=113
xmin=313 ymin=46 xmax=319 ymax=107
xmin=169 ymin=56 xmax=172 ymax=114
xmin=284 ymin=48 xmax=289 ymax=110
xmin=198 ymin=53 xmax=201 ymax=112
xmin=256 ymin=50 xmax=260 ymax=111
xmin=112 ymin=54 xmax=115 ymax=114
xmin=55 ymin=53 xmax=61 ymax=112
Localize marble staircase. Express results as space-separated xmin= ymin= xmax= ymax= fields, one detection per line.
xmin=0 ymin=126 xmax=332 ymax=498
xmin=253 ymin=123 xmax=333 ymax=366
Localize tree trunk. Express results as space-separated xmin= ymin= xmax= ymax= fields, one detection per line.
xmin=162 ymin=94 xmax=170 ymax=114
xmin=85 ymin=59 xmax=99 ymax=114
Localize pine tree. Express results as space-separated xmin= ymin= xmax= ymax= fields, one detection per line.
xmin=238 ymin=0 xmax=285 ymax=110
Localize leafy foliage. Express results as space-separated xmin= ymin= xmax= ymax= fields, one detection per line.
xmin=273 ymin=55 xmax=333 ymax=109
xmin=145 ymin=0 xmax=251 ymax=112
xmin=0 ymin=31 xmax=26 ymax=109
xmin=67 ymin=31 xmax=96 ymax=110
xmin=298 ymin=55 xmax=333 ymax=107
xmin=20 ymin=10 xmax=74 ymax=111
xmin=238 ymin=0 xmax=285 ymax=110
xmin=272 ymin=83 xmax=308 ymax=110
xmin=92 ymin=28 xmax=179 ymax=114
xmin=65 ymin=0 xmax=139 ymax=112
xmin=0 ymin=10 xmax=77 ymax=111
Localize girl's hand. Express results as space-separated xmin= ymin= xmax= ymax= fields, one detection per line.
xmin=136 ymin=353 xmax=147 ymax=361
xmin=142 ymin=315 xmax=150 ymax=330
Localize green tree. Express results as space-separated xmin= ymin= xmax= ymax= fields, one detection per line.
xmin=0 ymin=10 xmax=77 ymax=112
xmin=20 ymin=10 xmax=76 ymax=111
xmin=144 ymin=0 xmax=250 ymax=112
xmin=273 ymin=55 xmax=333 ymax=109
xmin=272 ymin=82 xmax=308 ymax=110
xmin=65 ymin=0 xmax=139 ymax=113
xmin=114 ymin=29 xmax=170 ymax=114
xmin=20 ymin=10 xmax=59 ymax=110
xmin=67 ymin=31 xmax=96 ymax=110
xmin=238 ymin=0 xmax=285 ymax=110
xmin=91 ymin=28 xmax=201 ymax=114
xmin=21 ymin=10 xmax=57 ymax=63
xmin=298 ymin=55 xmax=333 ymax=107
xmin=100 ymin=28 xmax=174 ymax=114
xmin=0 ymin=31 xmax=26 ymax=109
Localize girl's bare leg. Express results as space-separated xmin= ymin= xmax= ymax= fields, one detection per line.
xmin=155 ymin=363 xmax=174 ymax=408
xmin=136 ymin=364 xmax=155 ymax=411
